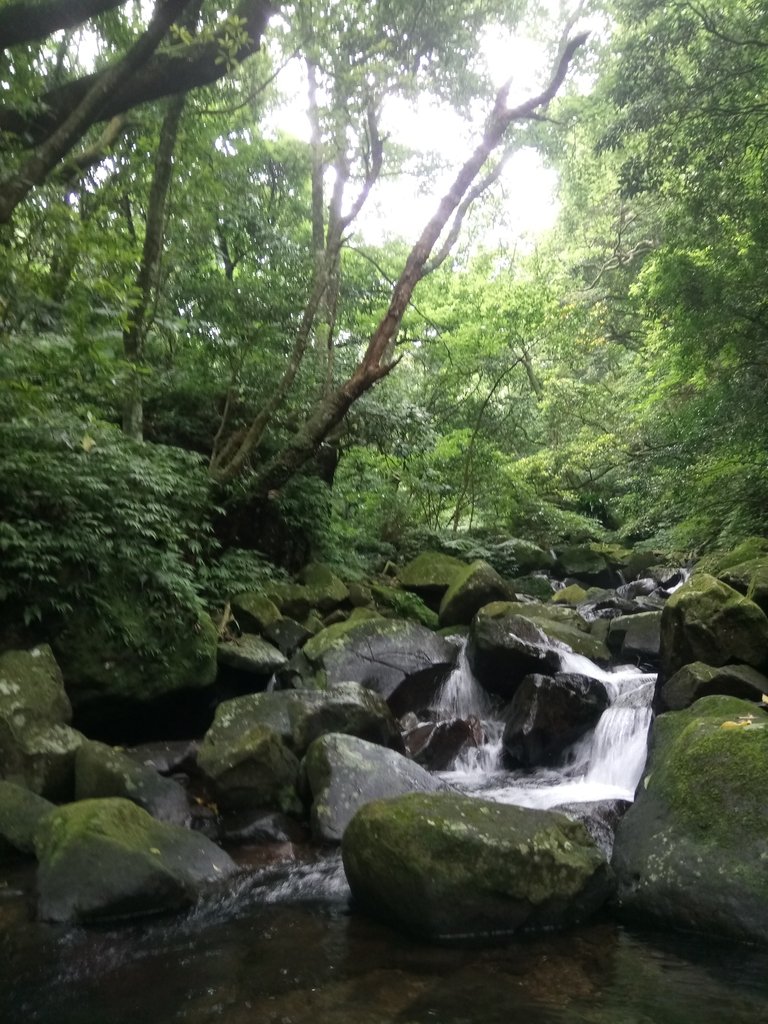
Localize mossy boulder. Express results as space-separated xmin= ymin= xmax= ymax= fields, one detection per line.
xmin=612 ymin=696 xmax=768 ymax=943
xmin=230 ymin=592 xmax=282 ymax=634
xmin=197 ymin=722 xmax=302 ymax=815
xmin=1 ymin=722 xmax=84 ymax=801
xmin=303 ymin=733 xmax=446 ymax=843
xmin=342 ymin=792 xmax=611 ymax=942
xmin=294 ymin=617 xmax=456 ymax=711
xmin=397 ymin=551 xmax=466 ymax=608
xmin=488 ymin=539 xmax=557 ymax=575
xmin=509 ymin=575 xmax=556 ymax=601
xmin=554 ymin=545 xmax=617 ymax=588
xmin=0 ymin=781 xmax=54 ymax=859
xmin=75 ymin=740 xmax=190 ymax=826
xmin=695 ymin=537 xmax=768 ymax=575
xmin=716 ymin=557 xmax=768 ymax=615
xmin=54 ymin=601 xmax=218 ymax=708
xmin=660 ymin=661 xmax=768 ymax=711
xmin=502 ymin=674 xmax=610 ymax=769
xmin=217 ymin=634 xmax=288 ymax=676
xmin=197 ymin=684 xmax=399 ymax=813
xmin=35 ymin=798 xmax=237 ymax=924
xmin=298 ymin=563 xmax=350 ymax=608
xmin=552 ymin=584 xmax=589 ymax=605
xmin=370 ymin=584 xmax=438 ymax=629
xmin=438 ymin=560 xmax=513 ymax=628
xmin=659 ymin=574 xmax=768 ymax=679
xmin=472 ymin=602 xmax=610 ymax=669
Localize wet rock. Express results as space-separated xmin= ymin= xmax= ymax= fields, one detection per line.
xmin=438 ymin=560 xmax=513 ymax=628
xmin=304 ymin=733 xmax=447 ymax=843
xmin=612 ymin=695 xmax=768 ymax=944
xmin=2 ymin=722 xmax=84 ymax=801
xmin=124 ymin=739 xmax=199 ymax=776
xmin=35 ymin=798 xmax=237 ymax=924
xmin=660 ymin=574 xmax=768 ymax=679
xmin=476 ymin=601 xmax=611 ymax=664
xmin=555 ymin=799 xmax=631 ymax=859
xmin=217 ymin=634 xmax=288 ymax=677
xmin=502 ymin=674 xmax=610 ymax=769
xmin=607 ymin=612 xmax=662 ymax=664
xmin=75 ymin=740 xmax=191 ymax=826
xmin=0 ymin=781 xmax=54 ymax=859
xmin=289 ymin=618 xmax=457 ymax=711
xmin=468 ymin=612 xmax=562 ymax=699
xmin=660 ymin=661 xmax=768 ymax=711
xmin=404 ymin=718 xmax=479 ymax=770
xmin=342 ymin=792 xmax=611 ymax=941
xmin=220 ymin=809 xmax=309 ymax=845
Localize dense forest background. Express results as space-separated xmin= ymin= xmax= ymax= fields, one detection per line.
xmin=1 ymin=0 xmax=766 ymax=651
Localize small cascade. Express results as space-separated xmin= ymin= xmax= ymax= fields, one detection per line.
xmin=436 ymin=637 xmax=491 ymax=720
xmin=433 ymin=639 xmax=656 ymax=808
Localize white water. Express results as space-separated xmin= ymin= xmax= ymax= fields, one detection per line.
xmin=434 ymin=639 xmax=655 ymax=810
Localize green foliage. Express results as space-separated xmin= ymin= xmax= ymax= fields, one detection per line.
xmin=370 ymin=585 xmax=439 ymax=630
xmin=0 ymin=409 xmax=212 ymax=648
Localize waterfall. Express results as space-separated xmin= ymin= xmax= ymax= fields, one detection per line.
xmin=433 ymin=639 xmax=655 ymax=809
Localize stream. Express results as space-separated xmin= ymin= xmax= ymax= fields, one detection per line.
xmin=2 ymin=646 xmax=768 ymax=1022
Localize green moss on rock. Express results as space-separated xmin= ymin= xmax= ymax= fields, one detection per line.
xmin=0 ymin=780 xmax=54 ymax=859
xmin=439 ymin=560 xmax=513 ymax=628
xmin=342 ymin=792 xmax=610 ymax=941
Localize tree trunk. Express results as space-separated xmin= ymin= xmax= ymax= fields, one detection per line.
xmin=122 ymin=93 xmax=186 ymax=440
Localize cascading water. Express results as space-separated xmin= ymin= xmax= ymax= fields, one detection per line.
xmin=433 ymin=639 xmax=655 ymax=810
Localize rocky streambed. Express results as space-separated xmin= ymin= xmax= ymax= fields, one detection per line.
xmin=2 ymin=537 xmax=768 ymax=1019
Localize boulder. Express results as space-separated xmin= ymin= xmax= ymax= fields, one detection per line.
xmin=298 ymin=562 xmax=350 ymax=610
xmin=75 ymin=740 xmax=190 ymax=826
xmin=467 ymin=612 xmax=562 ymax=699
xmin=554 ymin=545 xmax=618 ymax=588
xmin=35 ymin=798 xmax=237 ymax=924
xmin=612 ymin=696 xmax=768 ymax=944
xmin=342 ymin=792 xmax=611 ymax=941
xmin=438 ymin=560 xmax=513 ymax=628
xmin=2 ymin=722 xmax=84 ymax=800
xmin=0 ymin=780 xmax=54 ymax=859
xmin=696 ymin=537 xmax=768 ymax=575
xmin=404 ymin=718 xmax=480 ymax=770
xmin=397 ymin=551 xmax=466 ymax=608
xmin=502 ymin=674 xmax=610 ymax=769
xmin=487 ymin=539 xmax=557 ymax=575
xmin=217 ymin=634 xmax=288 ymax=677
xmin=197 ymin=684 xmax=399 ymax=813
xmin=552 ymin=584 xmax=589 ymax=605
xmin=54 ymin=601 xmax=218 ymax=708
xmin=660 ymin=661 xmax=768 ymax=711
xmin=607 ymin=612 xmax=662 ymax=663
xmin=303 ymin=733 xmax=447 ymax=843
xmin=230 ymin=592 xmax=282 ymax=634
xmin=716 ymin=557 xmax=768 ymax=615
xmin=660 ymin=574 xmax=768 ymax=679
xmin=291 ymin=618 xmax=456 ymax=713
xmin=478 ymin=601 xmax=612 ymax=663
xmin=263 ymin=617 xmax=313 ymax=656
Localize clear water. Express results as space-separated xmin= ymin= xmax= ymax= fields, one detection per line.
xmin=2 ymin=853 xmax=768 ymax=1024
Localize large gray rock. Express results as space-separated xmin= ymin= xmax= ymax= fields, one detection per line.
xmin=398 ymin=551 xmax=467 ymax=608
xmin=289 ymin=618 xmax=457 ymax=714
xmin=438 ymin=560 xmax=513 ymax=628
xmin=607 ymin=611 xmax=662 ymax=663
xmin=75 ymin=739 xmax=190 ymax=826
xmin=502 ymin=674 xmax=610 ymax=769
xmin=477 ymin=601 xmax=611 ymax=663
xmin=612 ymin=696 xmax=768 ymax=944
xmin=197 ymin=684 xmax=399 ymax=814
xmin=342 ymin=792 xmax=611 ymax=941
xmin=0 ymin=780 xmax=54 ymax=859
xmin=35 ymin=798 xmax=237 ymax=924
xmin=303 ymin=733 xmax=446 ymax=843
xmin=660 ymin=574 xmax=768 ymax=679
xmin=660 ymin=661 xmax=768 ymax=711
xmin=467 ymin=612 xmax=561 ymax=699
xmin=0 ymin=646 xmax=82 ymax=799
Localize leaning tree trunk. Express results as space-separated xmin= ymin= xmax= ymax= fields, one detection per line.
xmin=240 ymin=33 xmax=588 ymax=498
